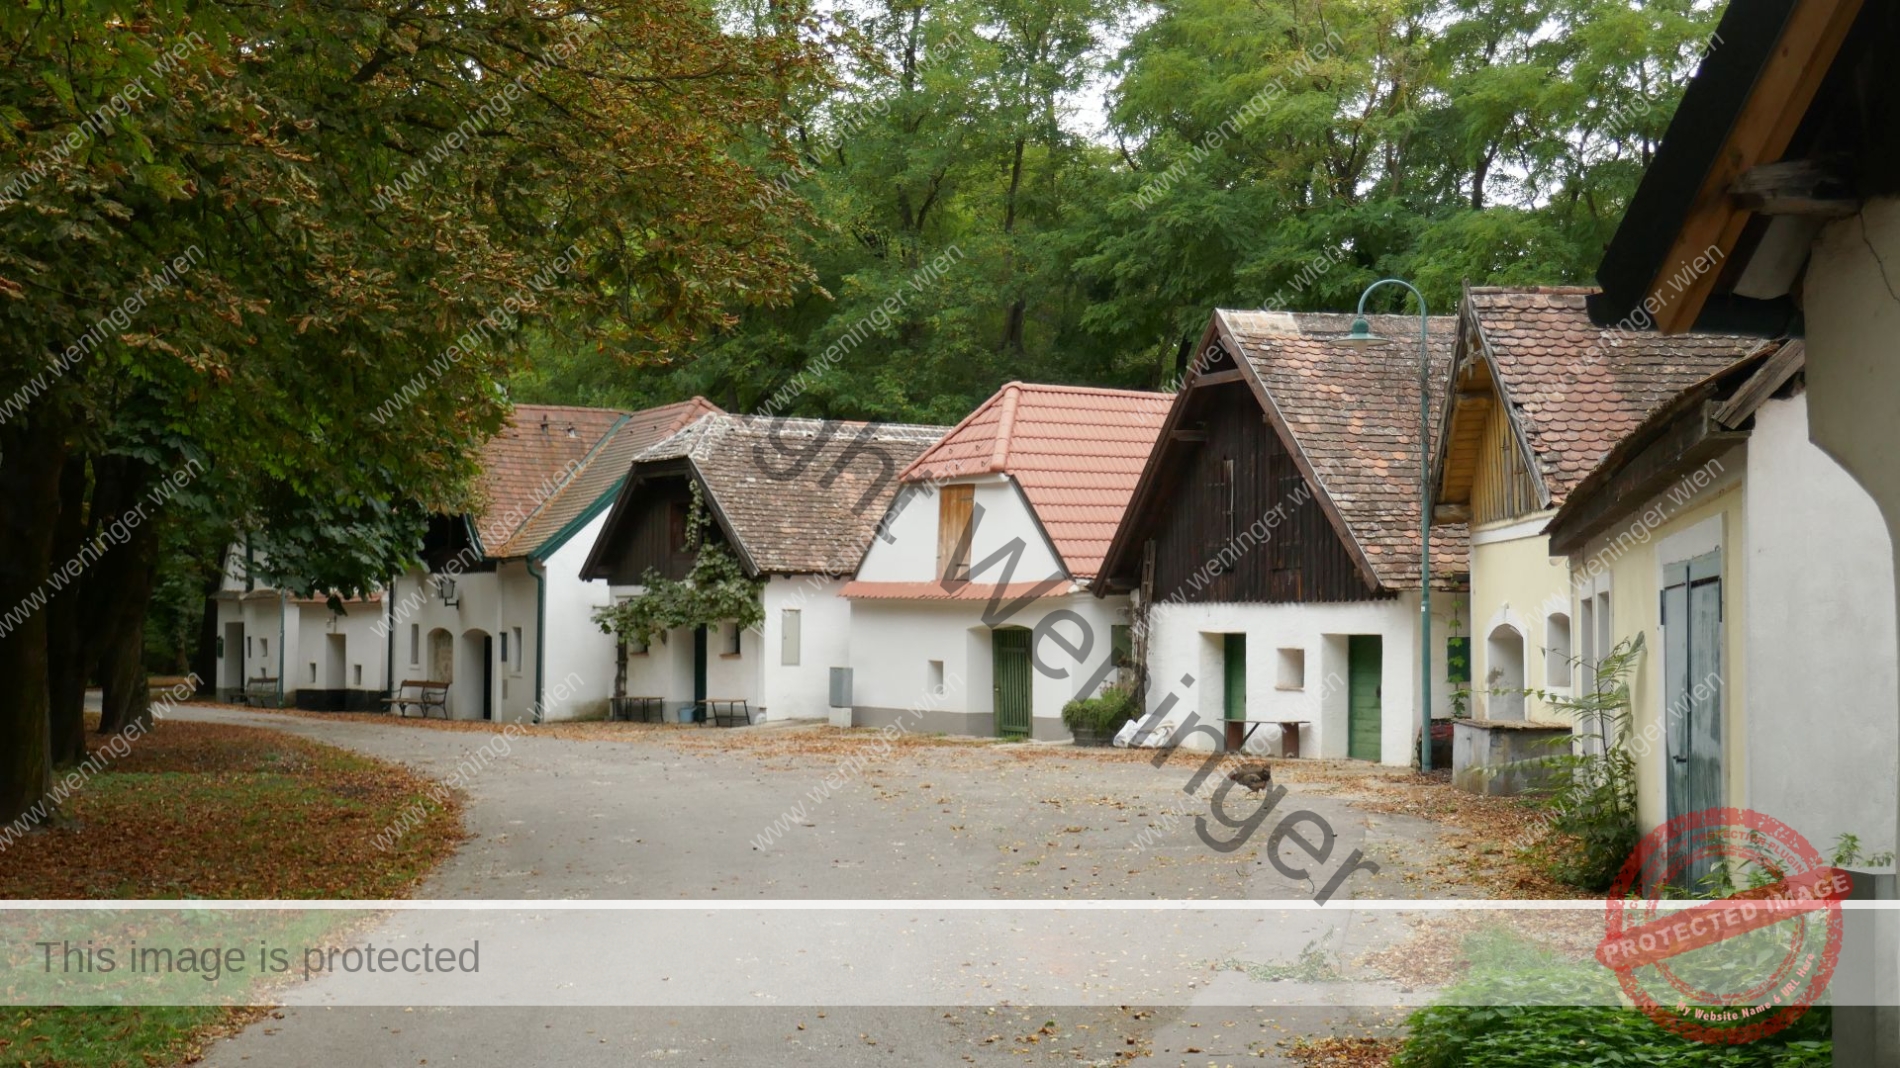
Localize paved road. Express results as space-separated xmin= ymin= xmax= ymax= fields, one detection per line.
xmin=171 ymin=706 xmax=1442 ymax=1065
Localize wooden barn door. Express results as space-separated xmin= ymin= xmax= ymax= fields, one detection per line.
xmin=992 ymin=627 xmax=1032 ymax=739
xmin=1348 ymin=636 xmax=1383 ymax=762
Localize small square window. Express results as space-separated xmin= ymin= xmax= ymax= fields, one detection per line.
xmin=260 ymin=638 xmax=268 ymax=658
xmin=724 ymin=622 xmax=742 ymax=656
xmin=500 ymin=631 xmax=509 ymax=663
xmin=1275 ymin=647 xmax=1305 ymax=690
xmin=353 ymin=664 xmax=363 ymax=686
xmin=409 ymin=624 xmax=420 ymax=665
xmin=512 ymin=627 xmax=524 ymax=675
xmin=309 ymin=662 xmax=318 ymax=684
xmin=928 ymin=660 xmax=945 ymax=695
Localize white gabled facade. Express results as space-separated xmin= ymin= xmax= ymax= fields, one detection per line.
xmin=848 ymin=477 xmax=1131 ymax=740
xmin=608 ymin=572 xmax=851 ymax=724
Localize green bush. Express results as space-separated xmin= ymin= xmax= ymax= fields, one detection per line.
xmin=1061 ymin=685 xmax=1136 ymax=733
xmin=1396 ymin=928 xmax=1832 ymax=1068
xmin=1519 ymin=635 xmax=1646 ymax=892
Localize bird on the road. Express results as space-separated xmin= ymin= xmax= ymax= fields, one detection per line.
xmin=1227 ymin=761 xmax=1273 ymax=795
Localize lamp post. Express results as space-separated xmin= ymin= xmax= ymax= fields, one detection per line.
xmin=1339 ymin=281 xmax=1434 ymax=772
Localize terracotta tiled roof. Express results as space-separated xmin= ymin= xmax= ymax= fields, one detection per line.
xmin=840 ymin=580 xmax=1074 ymax=601
xmin=1215 ymin=310 xmax=1468 ymax=590
xmin=488 ymin=398 xmax=723 ymax=559
xmin=641 ymin=414 xmax=947 ymax=575
xmin=1464 ymin=286 xmax=1770 ymax=506
xmin=900 ymin=382 xmax=1170 ymax=580
xmin=469 ymin=405 xmax=627 ymax=551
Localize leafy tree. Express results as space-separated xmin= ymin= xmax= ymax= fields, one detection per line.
xmin=0 ymin=0 xmax=827 ymax=822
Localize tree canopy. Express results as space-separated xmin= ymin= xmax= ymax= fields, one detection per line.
xmin=512 ymin=0 xmax=1720 ymax=421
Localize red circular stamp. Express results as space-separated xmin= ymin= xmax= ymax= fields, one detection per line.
xmin=1595 ymin=807 xmax=1849 ymax=1044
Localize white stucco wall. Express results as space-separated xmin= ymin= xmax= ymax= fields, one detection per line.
xmin=761 ymin=574 xmax=853 ymax=720
xmin=1802 ymin=194 xmax=1900 ymax=872
xmin=290 ymin=600 xmax=388 ymax=695
xmin=1745 ymin=391 xmax=1898 ymax=858
xmin=847 ymin=591 xmax=1129 ymax=738
xmin=387 ymin=568 xmax=506 ymax=721
xmin=537 ymin=510 xmax=618 ymax=721
xmin=1137 ymin=594 xmax=1467 ymax=765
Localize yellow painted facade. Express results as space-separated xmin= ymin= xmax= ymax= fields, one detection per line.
xmin=1565 ymin=451 xmax=1748 ymax=835
xmin=1465 ymin=520 xmax=1575 ymax=722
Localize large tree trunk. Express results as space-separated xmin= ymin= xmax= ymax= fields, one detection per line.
xmin=96 ymin=463 xmax=161 ymax=737
xmin=192 ymin=565 xmax=222 ymax=697
xmin=46 ymin=454 xmax=90 ymax=765
xmin=0 ymin=421 xmax=69 ymax=824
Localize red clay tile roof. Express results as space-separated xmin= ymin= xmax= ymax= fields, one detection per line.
xmin=640 ymin=414 xmax=947 ymax=575
xmin=489 ymin=399 xmax=721 ymax=559
xmin=900 ymin=382 xmax=1170 ymax=581
xmin=840 ymin=581 xmax=1073 ymax=601
xmin=1464 ymin=286 xmax=1771 ymax=506
xmin=1215 ymin=310 xmax=1468 ymax=590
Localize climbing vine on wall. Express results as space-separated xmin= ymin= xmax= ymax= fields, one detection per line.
xmin=591 ymin=481 xmax=764 ymax=649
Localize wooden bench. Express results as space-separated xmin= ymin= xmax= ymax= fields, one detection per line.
xmin=1238 ymin=719 xmax=1310 ymax=758
xmin=610 ymin=696 xmax=665 ymax=723
xmin=384 ymin=679 xmax=450 ymax=719
xmin=243 ymin=677 xmax=279 ymax=708
xmin=703 ymin=698 xmax=752 ymax=728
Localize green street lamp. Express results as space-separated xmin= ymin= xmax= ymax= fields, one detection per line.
xmin=1339 ymin=281 xmax=1434 ymax=772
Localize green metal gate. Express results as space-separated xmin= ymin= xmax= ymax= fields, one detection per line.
xmin=1348 ymin=635 xmax=1382 ymax=762
xmin=993 ymin=627 xmax=1032 ymax=739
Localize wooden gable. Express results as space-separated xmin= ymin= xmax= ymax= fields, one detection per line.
xmin=1118 ymin=371 xmax=1380 ymax=605
xmin=1434 ymin=309 xmax=1543 ymax=527
xmin=581 ymin=466 xmax=703 ymax=584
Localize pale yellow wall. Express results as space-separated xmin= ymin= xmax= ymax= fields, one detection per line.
xmin=1569 ymin=449 xmax=1747 ymax=836
xmin=1466 ymin=516 xmax=1574 ymax=720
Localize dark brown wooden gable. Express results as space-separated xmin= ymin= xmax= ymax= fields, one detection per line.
xmin=587 ymin=472 xmax=701 ymax=584
xmin=1140 ymin=381 xmax=1383 ymax=605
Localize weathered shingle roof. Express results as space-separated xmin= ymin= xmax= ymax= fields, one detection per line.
xmin=488 ymin=398 xmax=722 ymax=559
xmin=470 ymin=405 xmax=628 ymax=551
xmin=1216 ymin=310 xmax=1468 ymax=590
xmin=1465 ymin=287 xmax=1770 ymax=506
xmin=900 ymin=382 xmax=1169 ymax=580
xmin=643 ymin=414 xmax=947 ymax=575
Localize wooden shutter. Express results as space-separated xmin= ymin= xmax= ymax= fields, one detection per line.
xmin=937 ymin=484 xmax=974 ymax=580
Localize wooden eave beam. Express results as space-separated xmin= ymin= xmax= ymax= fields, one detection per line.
xmin=1548 ymin=402 xmax=1746 ymax=555
xmin=1650 ymin=0 xmax=1865 ymax=333
xmin=1730 ymin=156 xmax=1859 ymax=218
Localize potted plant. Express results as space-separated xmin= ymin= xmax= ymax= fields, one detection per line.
xmin=1062 ymin=685 xmax=1136 ymax=747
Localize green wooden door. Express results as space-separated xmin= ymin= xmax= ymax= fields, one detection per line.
xmin=1223 ymin=634 xmax=1246 ymax=722
xmin=993 ymin=627 xmax=1032 ymax=739
xmin=1664 ymin=550 xmax=1723 ymax=888
xmin=1348 ymin=635 xmax=1382 ymax=762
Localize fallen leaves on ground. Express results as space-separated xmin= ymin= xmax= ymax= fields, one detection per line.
xmin=1283 ymin=1035 xmax=1402 ymax=1067
xmin=1 ymin=718 xmax=465 ymax=900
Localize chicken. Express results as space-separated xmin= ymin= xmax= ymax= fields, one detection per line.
xmin=1226 ymin=761 xmax=1273 ymax=795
